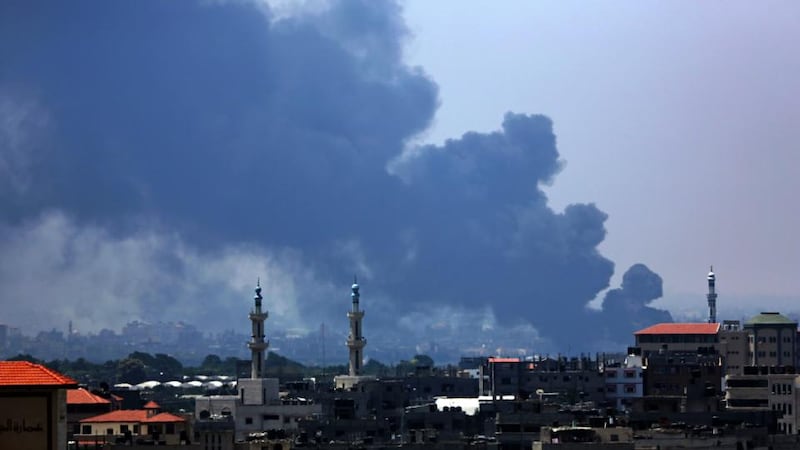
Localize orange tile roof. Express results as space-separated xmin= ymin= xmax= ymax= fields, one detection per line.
xmin=80 ymin=410 xmax=185 ymax=424
xmin=144 ymin=412 xmax=185 ymax=423
xmin=143 ymin=400 xmax=160 ymax=409
xmin=635 ymin=323 xmax=720 ymax=335
xmin=0 ymin=361 xmax=78 ymax=387
xmin=80 ymin=410 xmax=148 ymax=423
xmin=67 ymin=388 xmax=111 ymax=405
xmin=488 ymin=357 xmax=521 ymax=363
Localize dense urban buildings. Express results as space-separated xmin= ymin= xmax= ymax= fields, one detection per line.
xmin=4 ymin=270 xmax=800 ymax=449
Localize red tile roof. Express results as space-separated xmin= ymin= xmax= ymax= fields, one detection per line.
xmin=0 ymin=361 xmax=78 ymax=387
xmin=635 ymin=323 xmax=720 ymax=335
xmin=143 ymin=400 xmax=160 ymax=409
xmin=80 ymin=410 xmax=185 ymax=423
xmin=67 ymin=388 xmax=111 ymax=405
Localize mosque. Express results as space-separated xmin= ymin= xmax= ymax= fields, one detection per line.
xmin=194 ymin=278 xmax=374 ymax=441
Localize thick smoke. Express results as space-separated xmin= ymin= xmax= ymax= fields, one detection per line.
xmin=598 ymin=264 xmax=673 ymax=347
xmin=0 ymin=0 xmax=669 ymax=353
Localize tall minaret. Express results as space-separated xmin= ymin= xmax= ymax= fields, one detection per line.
xmin=248 ymin=279 xmax=269 ymax=379
xmin=346 ymin=277 xmax=366 ymax=377
xmin=707 ymin=266 xmax=717 ymax=324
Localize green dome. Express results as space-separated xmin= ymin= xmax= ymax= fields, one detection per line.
xmin=745 ymin=312 xmax=796 ymax=326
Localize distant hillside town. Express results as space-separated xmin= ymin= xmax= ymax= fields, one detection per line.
xmin=5 ymin=269 xmax=800 ymax=449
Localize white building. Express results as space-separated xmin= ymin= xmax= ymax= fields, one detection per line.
xmin=603 ymin=354 xmax=643 ymax=412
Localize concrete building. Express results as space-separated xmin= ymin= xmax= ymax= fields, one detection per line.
xmin=721 ymin=312 xmax=800 ymax=435
xmin=725 ymin=367 xmax=798 ymax=435
xmin=534 ymin=425 xmax=634 ymax=450
xmin=743 ymin=312 xmax=797 ymax=367
xmin=719 ymin=320 xmax=749 ymax=375
xmin=634 ymin=322 xmax=720 ymax=355
xmin=603 ymin=353 xmax=643 ymax=412
xmin=636 ymin=351 xmax=722 ymax=414
xmin=0 ymin=361 xmax=78 ymax=450
xmin=480 ymin=356 xmax=605 ymax=404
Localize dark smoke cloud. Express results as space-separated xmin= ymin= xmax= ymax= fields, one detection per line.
xmin=598 ymin=264 xmax=673 ymax=347
xmin=0 ymin=0 xmax=670 ymax=353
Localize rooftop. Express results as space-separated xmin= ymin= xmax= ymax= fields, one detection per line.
xmin=635 ymin=323 xmax=720 ymax=335
xmin=488 ymin=357 xmax=521 ymax=363
xmin=745 ymin=312 xmax=797 ymax=326
xmin=67 ymin=388 xmax=111 ymax=405
xmin=80 ymin=410 xmax=185 ymax=424
xmin=0 ymin=361 xmax=78 ymax=388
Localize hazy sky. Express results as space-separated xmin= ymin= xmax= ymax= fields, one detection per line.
xmin=1 ymin=1 xmax=797 ymax=353
xmin=402 ymin=1 xmax=800 ymax=316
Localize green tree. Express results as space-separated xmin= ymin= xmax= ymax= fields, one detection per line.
xmin=117 ymin=358 xmax=147 ymax=384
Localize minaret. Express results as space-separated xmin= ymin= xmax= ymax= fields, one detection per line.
xmin=248 ymin=279 xmax=269 ymax=379
xmin=346 ymin=277 xmax=366 ymax=376
xmin=707 ymin=266 xmax=717 ymax=324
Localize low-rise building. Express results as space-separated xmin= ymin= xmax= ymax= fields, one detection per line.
xmin=634 ymin=323 xmax=720 ymax=355
xmin=77 ymin=408 xmax=190 ymax=445
xmin=534 ymin=425 xmax=634 ymax=450
xmin=66 ymin=387 xmax=112 ymax=441
xmin=0 ymin=361 xmax=78 ymax=450
xmin=725 ymin=366 xmax=799 ymax=435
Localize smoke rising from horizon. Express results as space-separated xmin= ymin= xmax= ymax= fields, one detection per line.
xmin=0 ymin=0 xmax=670 ymax=353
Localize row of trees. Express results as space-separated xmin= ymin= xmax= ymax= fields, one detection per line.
xmin=6 ymin=352 xmax=435 ymax=386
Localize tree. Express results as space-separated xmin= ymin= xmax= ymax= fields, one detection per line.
xmin=200 ymin=354 xmax=223 ymax=371
xmin=153 ymin=353 xmax=182 ymax=378
xmin=117 ymin=358 xmax=147 ymax=384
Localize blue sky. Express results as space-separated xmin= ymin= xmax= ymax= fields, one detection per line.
xmin=0 ymin=0 xmax=797 ymax=353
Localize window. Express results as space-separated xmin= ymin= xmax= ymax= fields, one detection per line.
xmin=81 ymin=425 xmax=91 ymax=435
xmin=133 ymin=425 xmax=140 ymax=434
xmin=106 ymin=428 xmax=113 ymax=435
xmin=624 ymin=384 xmax=637 ymax=393
xmin=606 ymin=370 xmax=616 ymax=378
xmin=165 ymin=423 xmax=175 ymax=434
xmin=606 ymin=384 xmax=616 ymax=393
xmin=245 ymin=417 xmax=253 ymax=425
xmin=624 ymin=370 xmax=636 ymax=378
xmin=120 ymin=424 xmax=129 ymax=433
